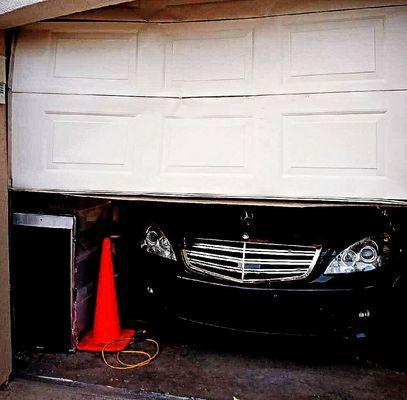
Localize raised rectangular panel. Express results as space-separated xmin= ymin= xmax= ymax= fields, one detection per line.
xmin=283 ymin=112 xmax=386 ymax=176
xmin=164 ymin=28 xmax=253 ymax=89
xmin=54 ymin=34 xmax=131 ymax=80
xmin=170 ymin=35 xmax=247 ymax=81
xmin=53 ymin=34 xmax=134 ymax=80
xmin=11 ymin=26 xmax=142 ymax=96
xmin=283 ymin=16 xmax=384 ymax=82
xmin=47 ymin=113 xmax=134 ymax=171
xmin=290 ymin=27 xmax=375 ymax=76
xmin=162 ymin=117 xmax=251 ymax=173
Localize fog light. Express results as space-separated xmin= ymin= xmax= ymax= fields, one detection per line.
xmin=146 ymin=286 xmax=154 ymax=295
xmin=358 ymin=310 xmax=370 ymax=318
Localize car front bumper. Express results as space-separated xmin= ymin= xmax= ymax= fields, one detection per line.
xmin=172 ymin=275 xmax=377 ymax=338
xmin=139 ymin=257 xmax=384 ymax=340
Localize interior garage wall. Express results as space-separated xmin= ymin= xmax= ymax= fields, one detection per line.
xmin=0 ymin=29 xmax=11 ymax=386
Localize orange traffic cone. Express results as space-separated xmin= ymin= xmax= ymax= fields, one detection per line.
xmin=77 ymin=238 xmax=135 ymax=352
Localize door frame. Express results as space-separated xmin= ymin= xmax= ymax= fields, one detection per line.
xmin=0 ymin=28 xmax=11 ymax=386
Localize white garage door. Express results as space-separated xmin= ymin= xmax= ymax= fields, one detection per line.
xmin=10 ymin=4 xmax=407 ymax=202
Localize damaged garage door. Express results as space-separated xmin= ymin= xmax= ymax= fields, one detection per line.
xmin=10 ymin=5 xmax=407 ymax=202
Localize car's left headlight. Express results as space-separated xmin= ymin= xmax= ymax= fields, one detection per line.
xmin=141 ymin=226 xmax=176 ymax=261
xmin=324 ymin=236 xmax=388 ymax=274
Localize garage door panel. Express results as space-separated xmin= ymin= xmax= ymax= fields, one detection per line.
xmin=146 ymin=98 xmax=265 ymax=195
xmin=161 ymin=117 xmax=251 ymax=172
xmin=52 ymin=33 xmax=135 ymax=80
xmin=46 ymin=113 xmax=136 ymax=172
xmin=257 ymin=92 xmax=407 ymax=199
xmin=12 ymin=25 xmax=142 ymax=96
xmin=281 ymin=112 xmax=386 ymax=176
xmin=11 ymin=92 xmax=407 ymax=200
xmin=11 ymin=94 xmax=174 ymax=192
xmin=12 ymin=6 xmax=407 ymax=96
xmin=11 ymin=94 xmax=264 ymax=195
xmin=281 ymin=14 xmax=384 ymax=84
xmin=161 ymin=22 xmax=255 ymax=94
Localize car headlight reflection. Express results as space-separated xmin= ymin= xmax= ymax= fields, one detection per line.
xmin=141 ymin=226 xmax=176 ymax=261
xmin=325 ymin=237 xmax=386 ymax=274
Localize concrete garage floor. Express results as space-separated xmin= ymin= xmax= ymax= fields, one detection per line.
xmin=1 ymin=378 xmax=173 ymax=400
xmin=4 ymin=328 xmax=407 ymax=400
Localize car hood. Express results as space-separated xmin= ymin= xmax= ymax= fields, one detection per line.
xmin=134 ymin=204 xmax=390 ymax=250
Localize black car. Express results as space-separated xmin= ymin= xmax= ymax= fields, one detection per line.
xmin=121 ymin=204 xmax=407 ymax=342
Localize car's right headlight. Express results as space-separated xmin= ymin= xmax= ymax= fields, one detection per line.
xmin=324 ymin=236 xmax=389 ymax=274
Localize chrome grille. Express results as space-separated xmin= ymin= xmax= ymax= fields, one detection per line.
xmin=182 ymin=238 xmax=321 ymax=283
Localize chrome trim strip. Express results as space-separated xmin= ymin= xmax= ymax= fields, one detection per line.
xmin=188 ymin=258 xmax=308 ymax=273
xmin=188 ymin=261 xmax=308 ymax=275
xmin=183 ymin=263 xmax=309 ymax=283
xmin=193 ymin=237 xmax=315 ymax=249
xmin=191 ymin=243 xmax=315 ymax=256
xmin=13 ymin=212 xmax=74 ymax=230
xmin=241 ymin=241 xmax=246 ymax=281
xmin=185 ymin=250 xmax=242 ymax=263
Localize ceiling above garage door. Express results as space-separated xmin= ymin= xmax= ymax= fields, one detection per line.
xmin=10 ymin=4 xmax=407 ymax=202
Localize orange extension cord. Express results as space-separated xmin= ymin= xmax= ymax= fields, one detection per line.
xmin=101 ymin=336 xmax=160 ymax=370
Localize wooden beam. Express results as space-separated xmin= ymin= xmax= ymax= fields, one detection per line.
xmin=59 ymin=0 xmax=407 ymax=22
